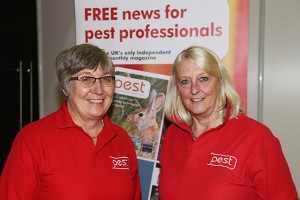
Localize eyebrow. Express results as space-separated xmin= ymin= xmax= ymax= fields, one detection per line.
xmin=178 ymin=73 xmax=208 ymax=78
xmin=76 ymin=72 xmax=112 ymax=77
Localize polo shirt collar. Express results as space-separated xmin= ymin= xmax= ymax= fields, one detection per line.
xmin=172 ymin=99 xmax=232 ymax=133
xmin=56 ymin=100 xmax=78 ymax=129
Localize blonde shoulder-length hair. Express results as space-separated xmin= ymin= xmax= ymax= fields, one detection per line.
xmin=164 ymin=46 xmax=242 ymax=126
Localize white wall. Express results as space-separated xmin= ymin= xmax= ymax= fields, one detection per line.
xmin=263 ymin=0 xmax=300 ymax=191
xmin=37 ymin=0 xmax=76 ymax=116
xmin=37 ymin=0 xmax=300 ymax=193
xmin=248 ymin=0 xmax=300 ymax=193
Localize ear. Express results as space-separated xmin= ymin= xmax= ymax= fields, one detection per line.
xmin=62 ymin=89 xmax=69 ymax=97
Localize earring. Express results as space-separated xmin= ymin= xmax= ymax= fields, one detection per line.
xmin=62 ymin=89 xmax=69 ymax=97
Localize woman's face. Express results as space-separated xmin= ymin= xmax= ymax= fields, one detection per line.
xmin=64 ymin=67 xmax=114 ymax=124
xmin=176 ymin=59 xmax=220 ymax=119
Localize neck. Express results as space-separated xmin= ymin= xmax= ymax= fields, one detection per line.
xmin=87 ymin=119 xmax=104 ymax=138
xmin=190 ymin=111 xmax=224 ymax=139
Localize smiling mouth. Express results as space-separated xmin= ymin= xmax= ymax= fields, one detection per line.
xmin=88 ymin=99 xmax=103 ymax=103
xmin=191 ymin=98 xmax=204 ymax=102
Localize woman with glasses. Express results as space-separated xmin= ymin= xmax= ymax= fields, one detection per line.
xmin=0 ymin=43 xmax=141 ymax=200
xmin=158 ymin=46 xmax=298 ymax=199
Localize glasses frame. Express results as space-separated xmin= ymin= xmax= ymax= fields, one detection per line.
xmin=69 ymin=75 xmax=115 ymax=88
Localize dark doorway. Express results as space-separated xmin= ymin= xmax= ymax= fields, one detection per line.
xmin=0 ymin=0 xmax=39 ymax=172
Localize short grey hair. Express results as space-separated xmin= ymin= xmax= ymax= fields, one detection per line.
xmin=55 ymin=43 xmax=114 ymax=93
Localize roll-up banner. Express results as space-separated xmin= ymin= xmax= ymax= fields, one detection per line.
xmin=75 ymin=1 xmax=248 ymax=199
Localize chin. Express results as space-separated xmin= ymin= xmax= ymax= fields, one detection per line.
xmin=190 ymin=109 xmax=207 ymax=116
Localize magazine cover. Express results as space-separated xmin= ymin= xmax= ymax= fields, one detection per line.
xmin=149 ymin=162 xmax=161 ymax=200
xmin=110 ymin=66 xmax=169 ymax=161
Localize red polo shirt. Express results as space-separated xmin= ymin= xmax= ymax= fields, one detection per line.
xmin=159 ymin=107 xmax=298 ymax=199
xmin=0 ymin=101 xmax=141 ymax=200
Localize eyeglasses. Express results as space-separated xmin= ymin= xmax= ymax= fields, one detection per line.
xmin=69 ymin=76 xmax=115 ymax=87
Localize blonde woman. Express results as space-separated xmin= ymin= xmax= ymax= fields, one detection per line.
xmin=159 ymin=46 xmax=298 ymax=199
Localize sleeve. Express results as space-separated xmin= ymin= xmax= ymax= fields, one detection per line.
xmin=0 ymin=133 xmax=39 ymax=200
xmin=126 ymin=130 xmax=142 ymax=200
xmin=130 ymin=141 xmax=142 ymax=200
xmin=254 ymin=138 xmax=299 ymax=200
xmin=133 ymin=171 xmax=142 ymax=200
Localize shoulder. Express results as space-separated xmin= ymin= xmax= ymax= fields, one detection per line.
xmin=108 ymin=120 xmax=128 ymax=134
xmin=18 ymin=112 xmax=57 ymax=138
xmin=163 ymin=122 xmax=190 ymax=143
xmin=19 ymin=102 xmax=72 ymax=139
xmin=8 ymin=112 xmax=58 ymax=155
xmin=228 ymin=114 xmax=279 ymax=144
xmin=233 ymin=114 xmax=272 ymax=132
xmin=106 ymin=119 xmax=132 ymax=141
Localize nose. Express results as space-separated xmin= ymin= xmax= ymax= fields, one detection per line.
xmin=91 ymin=79 xmax=104 ymax=94
xmin=190 ymin=80 xmax=200 ymax=95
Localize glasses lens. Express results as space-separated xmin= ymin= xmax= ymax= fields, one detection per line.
xmin=79 ymin=76 xmax=95 ymax=87
xmin=100 ymin=76 xmax=115 ymax=86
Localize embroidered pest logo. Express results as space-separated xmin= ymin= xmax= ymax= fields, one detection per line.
xmin=207 ymin=152 xmax=237 ymax=170
xmin=110 ymin=156 xmax=129 ymax=170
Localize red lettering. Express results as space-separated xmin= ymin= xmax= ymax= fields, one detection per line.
xmin=84 ymin=7 xmax=118 ymax=21
xmin=115 ymin=78 xmax=146 ymax=93
xmin=123 ymin=81 xmax=132 ymax=90
xmin=131 ymin=82 xmax=138 ymax=92
xmin=165 ymin=4 xmax=187 ymax=19
xmin=84 ymin=27 xmax=115 ymax=43
xmin=122 ymin=9 xmax=160 ymax=20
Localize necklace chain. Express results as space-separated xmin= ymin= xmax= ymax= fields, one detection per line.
xmin=191 ymin=132 xmax=197 ymax=140
xmin=190 ymin=112 xmax=225 ymax=140
xmin=91 ymin=119 xmax=104 ymax=139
